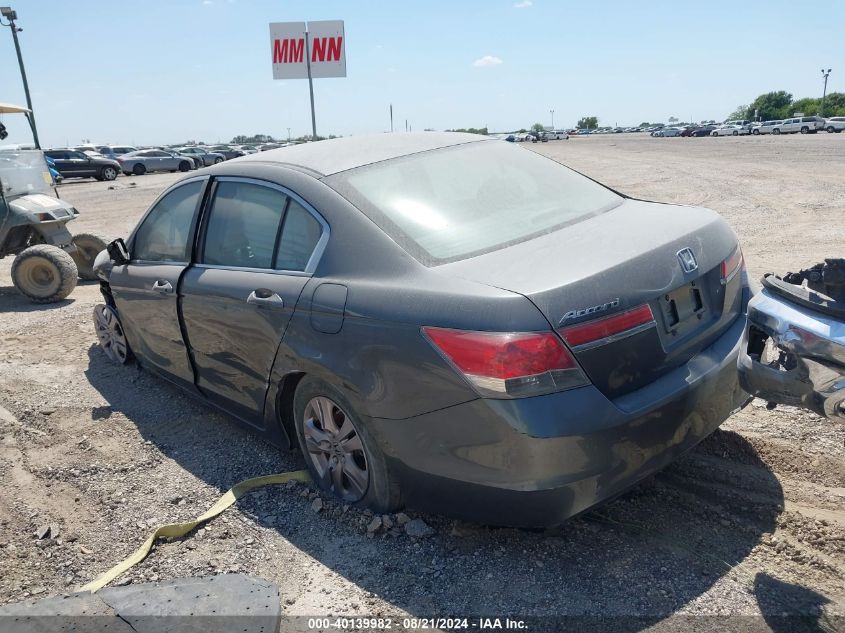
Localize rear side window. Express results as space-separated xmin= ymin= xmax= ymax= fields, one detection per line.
xmin=275 ymin=200 xmax=322 ymax=271
xmin=202 ymin=181 xmax=287 ymax=269
xmin=329 ymin=141 xmax=622 ymax=265
xmin=132 ymin=181 xmax=202 ymax=262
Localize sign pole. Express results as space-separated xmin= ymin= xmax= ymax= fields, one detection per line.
xmin=304 ymin=28 xmax=317 ymax=139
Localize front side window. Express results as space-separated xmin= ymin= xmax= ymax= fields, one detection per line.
xmin=132 ymin=180 xmax=203 ymax=262
xmin=329 ymin=141 xmax=623 ymax=264
xmin=202 ymin=181 xmax=287 ymax=269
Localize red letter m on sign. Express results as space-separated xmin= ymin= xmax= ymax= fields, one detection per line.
xmin=273 ymin=38 xmax=304 ymax=63
xmin=311 ymin=36 xmax=343 ymax=62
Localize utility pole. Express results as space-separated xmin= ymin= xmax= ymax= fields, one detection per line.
xmin=1 ymin=6 xmax=40 ymax=148
xmin=820 ymin=68 xmax=832 ymax=117
xmin=389 ymin=104 xmax=394 ymax=132
xmin=287 ymin=127 xmax=291 ymax=142
xmin=550 ymin=109 xmax=555 ymax=129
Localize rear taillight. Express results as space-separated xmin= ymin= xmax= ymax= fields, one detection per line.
xmin=721 ymin=246 xmax=743 ymax=283
xmin=422 ymin=327 xmax=588 ymax=398
xmin=559 ymin=304 xmax=655 ymax=350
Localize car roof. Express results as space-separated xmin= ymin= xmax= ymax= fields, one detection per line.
xmin=235 ymin=132 xmax=491 ymax=177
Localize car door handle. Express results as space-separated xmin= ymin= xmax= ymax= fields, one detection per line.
xmin=152 ymin=280 xmax=173 ymax=294
xmin=246 ymin=289 xmax=284 ymax=308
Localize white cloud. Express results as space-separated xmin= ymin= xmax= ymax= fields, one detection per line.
xmin=472 ymin=55 xmax=503 ymax=68
xmin=202 ymin=0 xmax=212 ymax=5
xmin=514 ymin=0 xmax=533 ymax=8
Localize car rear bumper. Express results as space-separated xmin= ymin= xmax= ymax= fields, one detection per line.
xmin=738 ymin=289 xmax=845 ymax=421
xmin=370 ymin=313 xmax=749 ymax=527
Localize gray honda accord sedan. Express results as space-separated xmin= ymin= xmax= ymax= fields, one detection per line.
xmin=92 ymin=133 xmax=751 ymax=527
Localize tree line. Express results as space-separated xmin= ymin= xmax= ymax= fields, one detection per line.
xmin=728 ymin=90 xmax=845 ymax=121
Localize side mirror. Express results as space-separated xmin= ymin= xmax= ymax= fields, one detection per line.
xmin=107 ymin=238 xmax=130 ymax=265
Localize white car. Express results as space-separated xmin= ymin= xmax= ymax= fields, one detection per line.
xmin=544 ymin=130 xmax=569 ymax=140
xmin=751 ymin=120 xmax=783 ymax=135
xmin=653 ymin=127 xmax=682 ymax=137
xmin=772 ymin=116 xmax=825 ymax=134
xmin=711 ymin=125 xmax=749 ymax=137
xmin=824 ymin=117 xmax=845 ymax=133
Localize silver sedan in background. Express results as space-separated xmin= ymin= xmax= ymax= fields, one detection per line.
xmin=173 ymin=147 xmax=225 ymax=166
xmin=118 ymin=150 xmax=195 ymax=176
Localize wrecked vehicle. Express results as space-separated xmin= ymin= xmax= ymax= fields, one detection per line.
xmin=739 ymin=259 xmax=845 ymax=421
xmin=92 ymin=133 xmax=751 ymax=527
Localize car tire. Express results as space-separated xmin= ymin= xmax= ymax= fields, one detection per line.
xmin=827 ymin=126 xmax=835 ymax=133
xmin=93 ymin=304 xmax=132 ymax=364
xmin=70 ymin=233 xmax=110 ymax=280
xmin=214 ymin=157 xmax=224 ymax=164
xmin=100 ymin=166 xmax=118 ymax=181
xmin=772 ymin=128 xmax=781 ymax=135
xmin=732 ymin=130 xmax=738 ymax=136
xmin=293 ymin=376 xmax=402 ymax=513
xmin=132 ymin=163 xmax=146 ymax=176
xmin=178 ymin=161 xmax=191 ymax=172
xmin=800 ymin=126 xmax=809 ymax=134
xmin=752 ymin=129 xmax=760 ymax=135
xmin=711 ymin=131 xmax=718 ymax=136
xmin=11 ymin=244 xmax=78 ymax=303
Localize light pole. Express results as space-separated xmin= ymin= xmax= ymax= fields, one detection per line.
xmin=550 ymin=109 xmax=555 ymax=129
xmin=820 ymin=68 xmax=832 ymax=117
xmin=287 ymin=127 xmax=291 ymax=142
xmin=1 ymin=6 xmax=40 ymax=148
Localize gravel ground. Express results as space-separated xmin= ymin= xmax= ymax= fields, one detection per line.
xmin=1 ymin=134 xmax=843 ymax=631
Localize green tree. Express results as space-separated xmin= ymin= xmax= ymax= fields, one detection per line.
xmin=726 ymin=105 xmax=750 ymax=121
xmin=575 ymin=116 xmax=598 ymax=129
xmin=447 ymin=127 xmax=488 ymax=135
xmin=790 ymin=97 xmax=821 ymax=116
xmin=531 ymin=122 xmax=545 ymax=133
xmin=747 ymin=91 xmax=793 ymax=121
xmin=821 ymin=92 xmax=845 ymax=116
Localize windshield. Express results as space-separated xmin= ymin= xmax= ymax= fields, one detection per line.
xmin=329 ymin=141 xmax=623 ymax=264
xmin=0 ymin=150 xmax=54 ymax=198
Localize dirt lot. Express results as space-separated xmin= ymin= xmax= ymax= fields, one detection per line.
xmin=1 ymin=133 xmax=843 ymax=630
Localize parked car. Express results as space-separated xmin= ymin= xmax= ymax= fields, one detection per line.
xmin=160 ymin=149 xmax=201 ymax=169
xmin=751 ymin=120 xmax=783 ymax=135
xmin=117 ymin=150 xmax=194 ymax=176
xmin=690 ymin=125 xmax=718 ymax=137
xmin=824 ymin=117 xmax=845 ymax=133
xmin=711 ymin=125 xmax=749 ymax=137
xmin=724 ymin=120 xmax=753 ymax=134
xmin=235 ymin=145 xmax=260 ymax=154
xmin=515 ymin=132 xmax=534 ymax=143
xmin=43 ymin=149 xmax=120 ymax=181
xmin=206 ymin=145 xmax=246 ymax=160
xmin=653 ymin=127 xmax=682 ymax=137
xmin=772 ymin=116 xmax=825 ymax=134
xmin=545 ymin=130 xmax=569 ymax=140
xmin=91 ymin=133 xmax=750 ymax=527
xmin=173 ymin=147 xmax=225 ymax=166
xmin=96 ymin=146 xmax=139 ymax=161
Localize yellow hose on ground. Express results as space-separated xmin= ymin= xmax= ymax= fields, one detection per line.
xmin=80 ymin=470 xmax=311 ymax=593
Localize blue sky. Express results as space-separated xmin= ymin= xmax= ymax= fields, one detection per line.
xmin=1 ymin=0 xmax=843 ymax=147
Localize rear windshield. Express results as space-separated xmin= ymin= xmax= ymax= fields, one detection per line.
xmin=328 ymin=141 xmax=623 ymax=265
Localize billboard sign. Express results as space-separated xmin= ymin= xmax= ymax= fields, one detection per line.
xmin=270 ymin=20 xmax=346 ymax=80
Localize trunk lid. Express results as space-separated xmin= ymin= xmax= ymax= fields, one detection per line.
xmin=436 ymin=199 xmax=743 ymax=399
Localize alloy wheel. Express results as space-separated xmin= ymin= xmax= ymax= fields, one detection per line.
xmin=93 ymin=304 xmax=129 ymax=364
xmin=302 ymin=396 xmax=369 ymax=502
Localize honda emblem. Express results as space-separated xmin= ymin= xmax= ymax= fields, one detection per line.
xmin=677 ymin=248 xmax=698 ymax=273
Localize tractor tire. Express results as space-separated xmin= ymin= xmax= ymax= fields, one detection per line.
xmin=11 ymin=245 xmax=78 ymax=303
xmin=70 ymin=233 xmax=110 ymax=280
